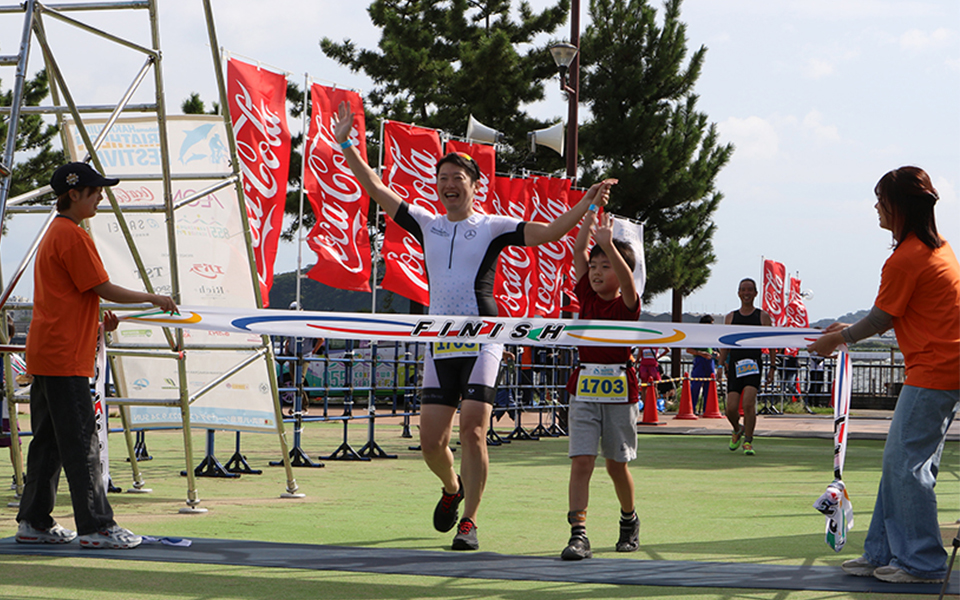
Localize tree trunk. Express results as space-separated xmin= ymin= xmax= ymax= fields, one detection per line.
xmin=671 ymin=288 xmax=683 ymax=379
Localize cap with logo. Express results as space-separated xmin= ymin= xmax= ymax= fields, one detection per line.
xmin=50 ymin=162 xmax=120 ymax=196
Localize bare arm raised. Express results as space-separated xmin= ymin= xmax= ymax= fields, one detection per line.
xmin=524 ymin=179 xmax=617 ymax=247
xmin=332 ymin=101 xmax=403 ymax=220
xmin=593 ymin=212 xmax=638 ymax=311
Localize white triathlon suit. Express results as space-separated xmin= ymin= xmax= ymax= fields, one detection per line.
xmin=393 ymin=202 xmax=527 ymax=406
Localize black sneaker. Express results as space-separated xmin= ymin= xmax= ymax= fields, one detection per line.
xmin=433 ymin=476 xmax=463 ymax=532
xmin=451 ymin=518 xmax=479 ymax=551
xmin=616 ymin=516 xmax=640 ymax=552
xmin=561 ymin=534 xmax=592 ymax=560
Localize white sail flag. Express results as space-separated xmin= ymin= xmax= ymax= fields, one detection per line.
xmin=121 ymin=306 xmax=821 ymax=349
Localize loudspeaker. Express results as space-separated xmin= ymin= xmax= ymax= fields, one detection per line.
xmin=465 ymin=115 xmax=503 ymax=144
xmin=528 ymin=122 xmax=564 ymax=156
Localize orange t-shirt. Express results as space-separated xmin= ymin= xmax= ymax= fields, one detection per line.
xmin=26 ymin=216 xmax=109 ymax=377
xmin=875 ymin=235 xmax=960 ymax=390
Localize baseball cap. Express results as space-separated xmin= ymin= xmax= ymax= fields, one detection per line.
xmin=50 ymin=162 xmax=120 ymax=196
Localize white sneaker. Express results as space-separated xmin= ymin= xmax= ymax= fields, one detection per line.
xmin=16 ymin=521 xmax=77 ymax=544
xmin=841 ymin=555 xmax=878 ymax=577
xmin=873 ymin=565 xmax=944 ymax=584
xmin=79 ymin=525 xmax=142 ymax=549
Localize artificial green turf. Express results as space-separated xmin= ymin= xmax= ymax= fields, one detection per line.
xmin=0 ymin=414 xmax=956 ymax=599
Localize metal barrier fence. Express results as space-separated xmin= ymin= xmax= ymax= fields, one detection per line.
xmin=274 ymin=340 xmax=906 ymax=430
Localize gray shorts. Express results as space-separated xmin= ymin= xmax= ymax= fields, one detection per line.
xmin=567 ymin=398 xmax=640 ymax=462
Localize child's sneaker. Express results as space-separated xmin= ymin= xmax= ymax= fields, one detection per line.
xmin=743 ymin=442 xmax=755 ymax=456
xmin=16 ymin=521 xmax=77 ymax=544
xmin=451 ymin=518 xmax=479 ymax=551
xmin=561 ymin=534 xmax=592 ymax=560
xmin=616 ymin=516 xmax=640 ymax=552
xmin=79 ymin=525 xmax=142 ymax=549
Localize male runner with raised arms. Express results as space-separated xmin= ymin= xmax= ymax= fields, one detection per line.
xmin=334 ymin=101 xmax=615 ymax=550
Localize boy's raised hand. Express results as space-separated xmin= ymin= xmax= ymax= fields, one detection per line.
xmin=593 ymin=211 xmax=615 ymax=248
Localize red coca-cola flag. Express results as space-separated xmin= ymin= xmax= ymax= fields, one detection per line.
xmin=560 ymin=186 xmax=586 ymax=313
xmin=762 ymin=258 xmax=786 ymax=327
xmin=380 ymin=121 xmax=443 ymax=306
xmin=302 ymin=84 xmax=372 ymax=292
xmin=226 ymin=58 xmax=291 ymax=306
xmin=531 ymin=177 xmax=572 ymax=318
xmin=782 ymin=276 xmax=810 ymax=356
xmin=492 ymin=176 xmax=536 ymax=317
xmin=444 ymin=140 xmax=496 ymax=214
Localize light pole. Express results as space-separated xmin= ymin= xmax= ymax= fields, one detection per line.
xmin=549 ymin=0 xmax=580 ymax=181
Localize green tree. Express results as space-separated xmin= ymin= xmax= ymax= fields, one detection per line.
xmin=0 ymin=70 xmax=66 ymax=199
xmin=320 ymin=0 xmax=570 ymax=168
xmin=578 ymin=0 xmax=732 ymax=317
xmin=181 ymin=92 xmax=220 ymax=115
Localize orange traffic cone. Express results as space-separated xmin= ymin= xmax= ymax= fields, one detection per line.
xmin=638 ymin=382 xmax=665 ymax=426
xmin=702 ymin=374 xmax=724 ymax=418
xmin=674 ymin=374 xmax=699 ymax=420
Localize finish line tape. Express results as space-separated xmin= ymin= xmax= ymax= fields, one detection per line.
xmin=122 ymin=306 xmax=821 ymax=349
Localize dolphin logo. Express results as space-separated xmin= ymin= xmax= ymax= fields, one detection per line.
xmin=179 ymin=124 xmax=215 ymax=164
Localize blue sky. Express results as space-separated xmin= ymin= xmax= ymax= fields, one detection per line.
xmin=0 ymin=0 xmax=956 ymax=321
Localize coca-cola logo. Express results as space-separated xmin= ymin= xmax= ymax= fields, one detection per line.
xmin=189 ymin=263 xmax=225 ymax=280
xmin=114 ymin=186 xmax=155 ymax=204
xmin=763 ymin=270 xmax=784 ymax=316
xmin=231 ymin=79 xmax=285 ymax=291
xmin=305 ymin=106 xmax=367 ymax=274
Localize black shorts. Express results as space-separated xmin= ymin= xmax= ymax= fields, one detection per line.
xmin=420 ymin=344 xmax=501 ymax=407
xmin=728 ymin=373 xmax=761 ymax=395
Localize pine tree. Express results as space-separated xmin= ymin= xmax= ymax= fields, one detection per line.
xmin=320 ymin=0 xmax=570 ymax=167
xmin=0 ymin=70 xmax=66 ymax=199
xmin=578 ymin=0 xmax=732 ymax=310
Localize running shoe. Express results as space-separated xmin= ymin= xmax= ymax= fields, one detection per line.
xmin=728 ymin=427 xmax=744 ymax=451
xmin=743 ymin=442 xmax=755 ymax=456
xmin=451 ymin=518 xmax=479 ymax=551
xmin=561 ymin=534 xmax=592 ymax=560
xmin=616 ymin=516 xmax=640 ymax=552
xmin=16 ymin=521 xmax=77 ymax=544
xmin=873 ymin=565 xmax=944 ymax=584
xmin=841 ymin=556 xmax=879 ymax=577
xmin=433 ymin=475 xmax=463 ymax=533
xmin=79 ymin=525 xmax=142 ymax=549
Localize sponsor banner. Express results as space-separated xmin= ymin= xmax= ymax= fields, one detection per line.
xmin=227 ymin=59 xmax=291 ymax=305
xmin=123 ymin=305 xmax=822 ymax=350
xmin=444 ymin=140 xmax=496 ymax=214
xmin=560 ymin=187 xmax=586 ymax=313
xmin=380 ymin=121 xmax=443 ymax=306
xmin=782 ymin=276 xmax=810 ymax=356
xmin=303 ymin=84 xmax=372 ymax=292
xmin=492 ymin=176 xmax=536 ymax=317
xmin=762 ymin=259 xmax=786 ymax=327
xmin=66 ymin=116 xmax=276 ymax=431
xmin=531 ymin=177 xmax=572 ymax=318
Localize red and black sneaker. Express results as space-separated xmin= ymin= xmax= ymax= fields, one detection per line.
xmin=433 ymin=475 xmax=463 ymax=533
xmin=451 ymin=518 xmax=479 ymax=551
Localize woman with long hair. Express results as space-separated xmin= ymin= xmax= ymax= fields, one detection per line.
xmin=808 ymin=166 xmax=959 ymax=584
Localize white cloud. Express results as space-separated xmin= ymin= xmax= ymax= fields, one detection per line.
xmin=900 ymin=27 xmax=955 ymax=51
xmin=802 ymin=110 xmax=842 ymax=143
xmin=718 ymin=116 xmax=779 ymax=160
xmin=803 ymin=58 xmax=835 ymax=79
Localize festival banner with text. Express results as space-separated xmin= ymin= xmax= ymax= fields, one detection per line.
xmin=226 ymin=59 xmax=291 ymax=306
xmin=380 ymin=121 xmax=443 ymax=306
xmin=303 ymin=84 xmax=372 ymax=292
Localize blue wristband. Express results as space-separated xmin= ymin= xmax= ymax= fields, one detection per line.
xmin=340 ymin=139 xmax=353 ymax=150
xmin=588 ymin=204 xmax=598 ymax=213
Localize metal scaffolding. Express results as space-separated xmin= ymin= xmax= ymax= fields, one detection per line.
xmin=0 ymin=0 xmax=302 ymax=513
